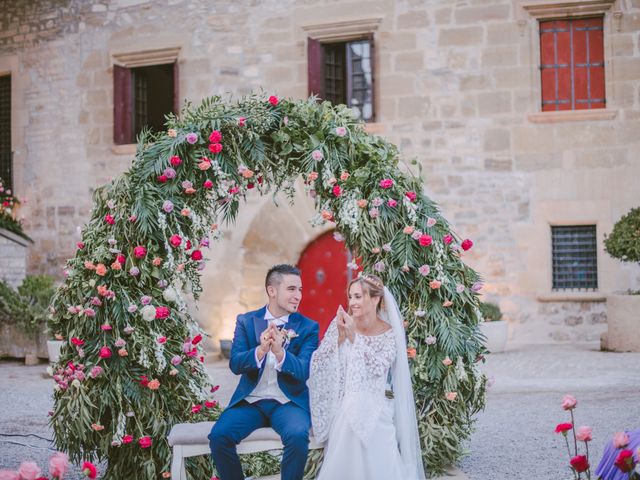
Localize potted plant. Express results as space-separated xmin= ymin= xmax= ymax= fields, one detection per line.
xmin=0 ymin=275 xmax=57 ymax=363
xmin=478 ymin=301 xmax=508 ymax=353
xmin=603 ymin=207 xmax=640 ymax=352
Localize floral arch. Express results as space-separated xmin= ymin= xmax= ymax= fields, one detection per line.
xmin=48 ymin=94 xmax=487 ymax=478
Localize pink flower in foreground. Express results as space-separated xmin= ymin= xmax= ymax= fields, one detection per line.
xmin=268 ymin=95 xmax=278 ymax=106
xmin=99 ymin=347 xmax=112 ymax=359
xmin=17 ymin=462 xmax=41 ymax=480
xmin=49 ymin=452 xmax=69 ymax=478
xmin=139 ymin=436 xmax=152 ymax=449
xmin=461 ymin=239 xmax=474 ymax=251
xmin=562 ymin=394 xmax=577 ymax=410
xmin=445 ymin=392 xmax=457 ymax=401
xmin=576 ymin=426 xmax=593 ymax=442
xmin=613 ymin=431 xmax=630 ymax=449
xmin=82 ymin=461 xmax=97 ymax=479
xmin=134 ymin=245 xmax=147 ymax=258
xmin=209 ymin=130 xmax=222 ymax=143
xmin=379 ymin=178 xmax=394 ymax=189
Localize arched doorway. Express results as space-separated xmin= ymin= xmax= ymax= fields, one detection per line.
xmin=297 ymin=231 xmax=359 ymax=338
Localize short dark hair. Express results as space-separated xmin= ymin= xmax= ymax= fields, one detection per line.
xmin=265 ymin=264 xmax=301 ymax=291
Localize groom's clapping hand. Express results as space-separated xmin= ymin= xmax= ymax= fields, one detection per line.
xmin=269 ymin=323 xmax=286 ymax=362
xmin=257 ymin=326 xmax=273 ymax=361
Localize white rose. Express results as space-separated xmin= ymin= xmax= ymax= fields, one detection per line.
xmin=163 ymin=287 xmax=177 ymax=303
xmin=89 ymin=279 xmax=96 ymax=287
xmin=141 ymin=305 xmax=157 ymax=322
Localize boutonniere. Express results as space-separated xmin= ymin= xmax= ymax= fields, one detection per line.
xmin=280 ymin=328 xmax=298 ymax=348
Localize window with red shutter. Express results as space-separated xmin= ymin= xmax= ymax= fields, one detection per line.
xmin=539 ymin=17 xmax=605 ymax=111
xmin=307 ymin=36 xmax=375 ymax=122
xmin=0 ymin=75 xmax=11 ymax=190
xmin=113 ymin=61 xmax=177 ymax=144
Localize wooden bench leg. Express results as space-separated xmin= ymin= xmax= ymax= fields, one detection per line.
xmin=171 ymin=445 xmax=187 ymax=480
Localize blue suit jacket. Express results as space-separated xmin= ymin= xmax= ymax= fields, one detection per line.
xmin=227 ymin=307 xmax=319 ymax=412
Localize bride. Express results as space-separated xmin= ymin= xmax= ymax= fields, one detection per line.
xmin=308 ymin=274 xmax=426 ymax=479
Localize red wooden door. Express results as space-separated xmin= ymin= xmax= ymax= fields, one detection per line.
xmin=297 ymin=231 xmax=357 ymax=338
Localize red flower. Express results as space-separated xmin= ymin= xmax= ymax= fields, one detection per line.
xmin=116 ymin=254 xmax=126 ymax=265
xmin=419 ymin=234 xmax=433 ymax=247
xmin=247 ymin=182 xmax=255 ymax=189
xmin=169 ymin=234 xmax=182 ymax=248
xmin=157 ymin=174 xmax=168 ymax=183
xmin=205 ymin=400 xmax=218 ymax=409
xmin=186 ymin=240 xmax=192 ymax=250
xmin=71 ymin=337 xmax=84 ymax=346
xmin=203 ymin=179 xmax=213 ymax=189
xmin=99 ymin=346 xmax=112 ymax=359
xmin=133 ymin=245 xmax=147 ymax=258
xmin=104 ymin=214 xmax=115 ymax=225
xmin=82 ymin=461 xmax=98 ymax=479
xmin=191 ymin=404 xmax=202 ymax=414
xmin=268 ymin=95 xmax=278 ymax=106
xmin=405 ymin=191 xmax=417 ymax=202
xmin=211 ymin=385 xmax=220 ymax=393
xmin=139 ymin=375 xmax=149 ymax=387
xmin=238 ymin=117 xmax=246 ymax=126
xmin=461 ymin=239 xmax=473 ymax=251
xmin=169 ymin=155 xmax=182 ymax=167
xmin=570 ymin=455 xmax=589 ymax=473
xmin=332 ymin=185 xmax=342 ymax=197
xmin=155 ymin=306 xmax=170 ymax=319
xmin=209 ymin=130 xmax=222 ymax=143
xmin=614 ymin=450 xmax=636 ymax=473
xmin=191 ymin=250 xmax=203 ymax=261
xmin=138 ymin=436 xmax=152 ymax=449
xmin=122 ymin=435 xmax=133 ymax=444
xmin=379 ymin=178 xmax=394 ymax=189
xmin=555 ymin=423 xmax=573 ymax=434
xmin=208 ymin=143 xmax=223 ymax=154
xmin=77 ymin=242 xmax=85 ymax=249
xmin=192 ymin=334 xmax=203 ymax=345
xmin=443 ymin=234 xmax=453 ymax=245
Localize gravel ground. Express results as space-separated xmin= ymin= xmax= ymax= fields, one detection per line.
xmin=1 ymin=342 xmax=639 ymax=479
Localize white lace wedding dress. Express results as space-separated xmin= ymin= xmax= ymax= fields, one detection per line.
xmin=309 ymin=319 xmax=408 ymax=479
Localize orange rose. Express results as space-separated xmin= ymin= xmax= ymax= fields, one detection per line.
xmin=185 ymin=187 xmax=196 ymax=195
xmin=442 ymin=300 xmax=453 ymax=307
xmin=407 ymin=348 xmax=417 ymax=359
xmin=429 ymin=280 xmax=442 ymax=289
xmin=180 ymin=208 xmax=191 ymax=217
xmin=84 ymin=261 xmax=96 ymax=270
xmin=445 ymin=392 xmax=458 ymax=401
xmin=111 ymin=261 xmax=122 ymax=270
xmin=95 ymin=264 xmax=107 ymax=276
xmin=167 ymin=129 xmax=177 ymax=138
xmin=340 ymin=171 xmax=350 ymax=181
xmin=198 ymin=160 xmax=211 ymax=171
xmin=147 ymin=379 xmax=160 ymax=390
xmin=357 ymin=199 xmax=368 ymax=208
xmin=403 ymin=226 xmax=415 ymax=234
xmin=308 ymin=172 xmax=319 ymax=181
xmin=242 ymin=169 xmax=254 ymax=179
xmin=118 ymin=348 xmax=128 ymax=357
xmin=321 ymin=210 xmax=334 ymax=221
xmin=152 ymin=257 xmax=162 ymax=266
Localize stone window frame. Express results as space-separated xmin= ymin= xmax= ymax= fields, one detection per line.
xmin=518 ymin=0 xmax=623 ymax=123
xmin=302 ymin=18 xmax=383 ymax=133
xmin=0 ymin=56 xmax=26 ymax=196
xmin=111 ymin=47 xmax=181 ymax=154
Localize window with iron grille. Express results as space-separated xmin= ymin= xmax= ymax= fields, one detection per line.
xmin=0 ymin=75 xmax=11 ymax=190
xmin=113 ymin=62 xmax=177 ymax=144
xmin=539 ymin=17 xmax=605 ymax=111
xmin=307 ymin=36 xmax=375 ymax=122
xmin=551 ymin=225 xmax=598 ymax=290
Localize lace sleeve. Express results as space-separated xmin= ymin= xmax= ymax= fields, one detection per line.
xmin=308 ymin=319 xmax=343 ymax=443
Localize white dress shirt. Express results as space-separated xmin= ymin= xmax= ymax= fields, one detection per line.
xmin=245 ymin=307 xmax=290 ymax=404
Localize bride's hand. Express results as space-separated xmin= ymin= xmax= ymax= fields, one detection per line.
xmin=337 ymin=305 xmax=355 ymax=343
xmin=336 ymin=307 xmax=346 ymax=345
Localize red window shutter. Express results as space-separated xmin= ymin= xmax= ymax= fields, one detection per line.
xmin=172 ymin=60 xmax=180 ymax=114
xmin=539 ymin=17 xmax=605 ymax=111
xmin=113 ymin=65 xmax=132 ymax=144
xmin=307 ymin=37 xmax=324 ymax=99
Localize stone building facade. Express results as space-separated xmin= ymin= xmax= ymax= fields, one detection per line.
xmin=1 ymin=0 xmax=639 ymax=348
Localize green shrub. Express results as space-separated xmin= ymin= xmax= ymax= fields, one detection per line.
xmin=604 ymin=207 xmax=640 ymax=263
xmin=479 ymin=301 xmax=503 ymax=322
xmin=0 ymin=275 xmax=56 ymax=336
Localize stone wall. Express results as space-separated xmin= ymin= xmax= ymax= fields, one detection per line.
xmin=0 ymin=228 xmax=28 ymax=288
xmin=1 ymin=0 xmax=639 ymax=347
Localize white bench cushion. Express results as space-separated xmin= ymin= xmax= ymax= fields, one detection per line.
xmin=168 ymin=422 xmax=288 ymax=447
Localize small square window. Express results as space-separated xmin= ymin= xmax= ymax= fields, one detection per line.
xmin=539 ymin=17 xmax=605 ymax=111
xmin=308 ymin=36 xmax=375 ymax=122
xmin=114 ymin=62 xmax=177 ymax=144
xmin=551 ymin=225 xmax=598 ymax=290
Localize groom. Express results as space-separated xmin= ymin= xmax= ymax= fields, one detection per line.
xmin=209 ymin=264 xmax=319 ymax=480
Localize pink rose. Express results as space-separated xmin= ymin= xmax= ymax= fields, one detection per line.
xmin=208 ymin=143 xmax=223 ymax=154
xmin=561 ymin=394 xmax=577 ymax=410
xmin=49 ymin=452 xmax=69 ymax=478
xmin=104 ymin=214 xmax=115 ymax=225
xmin=238 ymin=117 xmax=246 ymax=126
xmin=379 ymin=178 xmax=394 ymax=189
xmin=89 ymin=366 xmax=103 ymax=378
xmin=209 ymin=130 xmax=222 ymax=143
xmin=191 ymin=250 xmax=203 ymax=261
xmin=332 ymin=185 xmax=342 ymax=197
xmin=268 ymin=95 xmax=279 ymax=106
xmin=99 ymin=347 xmax=112 ymax=359
xmin=442 ymin=357 xmax=453 ymax=366
xmin=17 ymin=462 xmax=41 ymax=480
xmin=191 ymin=404 xmax=202 ymax=414
xmin=419 ymin=234 xmax=433 ymax=247
xmin=139 ymin=436 xmax=152 ymax=449
xmin=155 ymin=306 xmax=170 ymax=319
xmin=133 ymin=245 xmax=147 ymax=258
xmin=169 ymin=235 xmax=182 ymax=248
xmin=169 ymin=155 xmax=182 ymax=167
xmin=157 ymin=174 xmax=168 ymax=183
xmin=613 ymin=431 xmax=630 ymax=449
xmin=311 ymin=150 xmax=323 ymax=161
xmin=443 ymin=234 xmax=453 ymax=245
xmin=403 ymin=226 xmax=415 ymax=235
xmin=203 ymin=179 xmax=213 ymax=189
xmin=387 ymin=199 xmax=398 ymax=207
xmin=461 ymin=239 xmax=474 ymax=251
xmin=429 ymin=280 xmax=442 ymax=289
xmin=405 ymin=191 xmax=417 ymax=202
xmin=418 ymin=265 xmax=430 ymax=276
xmin=335 ymin=126 xmax=347 ymax=137
xmin=122 ymin=435 xmax=133 ymax=444
xmin=576 ymin=426 xmax=593 ymax=442
xmin=445 ymin=392 xmax=458 ymax=401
